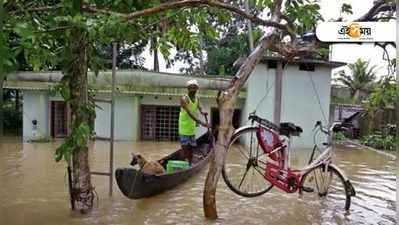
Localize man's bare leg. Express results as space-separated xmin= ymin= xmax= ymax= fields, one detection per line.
xmin=182 ymin=145 xmax=193 ymax=164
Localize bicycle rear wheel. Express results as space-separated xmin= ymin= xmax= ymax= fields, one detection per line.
xmin=299 ymin=164 xmax=351 ymax=210
xmin=222 ymin=127 xmax=274 ymax=197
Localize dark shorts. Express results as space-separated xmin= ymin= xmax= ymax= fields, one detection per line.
xmin=179 ymin=135 xmax=197 ymax=147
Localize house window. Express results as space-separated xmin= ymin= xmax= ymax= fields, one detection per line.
xmin=299 ymin=63 xmax=315 ymax=71
xmin=140 ymin=105 xmax=180 ymax=141
xmin=50 ymin=101 xmax=69 ymax=138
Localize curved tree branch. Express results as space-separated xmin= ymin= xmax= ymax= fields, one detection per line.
xmin=82 ymin=0 xmax=295 ymax=36
xmin=203 ymin=0 xmax=284 ymax=219
xmin=355 ymin=0 xmax=396 ymax=21
xmin=284 ymin=0 xmax=397 ymax=64
xmin=8 ymin=4 xmax=63 ymax=15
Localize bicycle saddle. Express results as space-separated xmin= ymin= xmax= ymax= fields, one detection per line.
xmin=279 ymin=122 xmax=303 ymax=136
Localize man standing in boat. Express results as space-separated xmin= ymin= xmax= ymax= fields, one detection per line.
xmin=179 ymin=79 xmax=210 ymax=164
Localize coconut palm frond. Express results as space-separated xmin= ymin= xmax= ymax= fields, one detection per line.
xmin=336 ymin=59 xmax=377 ymax=99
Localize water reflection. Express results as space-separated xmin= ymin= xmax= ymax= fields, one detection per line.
xmin=0 ymin=138 xmax=396 ymax=225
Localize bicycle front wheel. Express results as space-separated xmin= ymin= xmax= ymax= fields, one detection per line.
xmin=222 ymin=127 xmax=274 ymax=197
xmin=299 ymin=164 xmax=351 ymax=210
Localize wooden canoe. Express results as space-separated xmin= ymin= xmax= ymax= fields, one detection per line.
xmin=115 ymin=132 xmax=213 ymax=199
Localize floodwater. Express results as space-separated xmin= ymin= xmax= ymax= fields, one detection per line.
xmin=0 ymin=137 xmax=396 ymax=225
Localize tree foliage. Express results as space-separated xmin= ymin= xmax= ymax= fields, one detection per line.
xmin=206 ymin=28 xmax=263 ymax=75
xmin=365 ymin=75 xmax=397 ymax=112
xmin=336 ymin=59 xmax=378 ymax=101
xmin=341 ymin=3 xmax=353 ymax=16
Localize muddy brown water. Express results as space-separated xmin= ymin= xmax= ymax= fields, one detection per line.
xmin=0 ymin=137 xmax=396 ymax=225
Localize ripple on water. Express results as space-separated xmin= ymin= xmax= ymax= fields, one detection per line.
xmin=0 ymin=139 xmax=396 ymax=225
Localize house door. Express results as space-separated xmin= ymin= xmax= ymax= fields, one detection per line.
xmin=50 ymin=101 xmax=69 ymax=138
xmin=140 ymin=105 xmax=179 ymax=141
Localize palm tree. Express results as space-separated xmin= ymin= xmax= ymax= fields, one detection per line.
xmin=336 ymin=59 xmax=378 ymax=101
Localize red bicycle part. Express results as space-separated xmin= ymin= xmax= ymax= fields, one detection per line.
xmin=256 ymin=126 xmax=283 ymax=161
xmin=264 ymin=161 xmax=302 ymax=193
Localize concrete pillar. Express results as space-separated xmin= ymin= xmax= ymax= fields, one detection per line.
xmin=273 ymin=61 xmax=283 ymax=124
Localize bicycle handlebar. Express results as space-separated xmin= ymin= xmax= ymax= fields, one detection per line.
xmin=313 ymin=120 xmax=343 ymax=136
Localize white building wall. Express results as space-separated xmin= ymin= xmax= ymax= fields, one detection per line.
xmin=94 ymin=94 xmax=225 ymax=141
xmin=244 ymin=63 xmax=332 ymax=148
xmin=140 ymin=95 xmax=180 ymax=107
xmin=95 ymin=96 xmax=139 ymax=141
xmin=280 ymin=66 xmax=331 ymax=148
xmin=241 ymin=64 xmax=275 ymax=127
xmin=22 ymin=90 xmax=49 ymax=141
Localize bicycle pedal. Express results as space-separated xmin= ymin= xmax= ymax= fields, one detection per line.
xmin=301 ymin=186 xmax=314 ymax=193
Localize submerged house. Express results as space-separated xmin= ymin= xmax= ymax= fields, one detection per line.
xmin=5 ymin=56 xmax=344 ymax=148
xmin=5 ymin=71 xmax=239 ymax=142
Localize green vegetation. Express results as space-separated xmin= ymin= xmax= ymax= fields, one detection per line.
xmin=363 ymin=75 xmax=396 ymax=134
xmin=55 ymin=122 xmax=91 ymax=162
xmin=206 ymin=30 xmax=261 ymax=76
xmin=333 ymin=61 xmax=396 ymax=140
xmin=331 ymin=95 xmax=358 ymax=105
xmin=333 ymin=132 xmax=346 ymax=142
xmin=361 ymin=133 xmax=397 ymax=151
xmin=364 ymin=76 xmax=396 ymax=113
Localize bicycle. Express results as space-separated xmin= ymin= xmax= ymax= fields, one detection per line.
xmin=222 ymin=112 xmax=356 ymax=210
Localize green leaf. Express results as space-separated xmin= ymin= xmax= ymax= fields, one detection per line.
xmin=292 ymin=1 xmax=299 ymax=8
xmin=55 ymin=147 xmax=63 ymax=162
xmin=341 ymin=3 xmax=353 ymax=15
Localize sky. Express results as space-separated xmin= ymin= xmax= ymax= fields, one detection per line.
xmin=141 ymin=0 xmax=396 ymax=79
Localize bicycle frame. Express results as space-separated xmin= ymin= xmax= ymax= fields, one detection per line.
xmin=224 ymin=115 xmax=355 ymax=209
xmin=251 ymin=123 xmax=334 ymax=193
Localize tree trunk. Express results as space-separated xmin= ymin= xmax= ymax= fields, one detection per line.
xmin=0 ymin=78 xmax=4 ymax=137
xmin=367 ymin=111 xmax=376 ymax=135
xmin=69 ymin=26 xmax=94 ymax=213
xmin=353 ymin=89 xmax=361 ymax=101
xmin=203 ymin=95 xmax=235 ymax=219
xmin=350 ymin=89 xmax=359 ymax=101
xmin=152 ymin=36 xmax=159 ymax=72
xmin=203 ymin=24 xmax=279 ymax=218
xmin=0 ymin=2 xmax=5 ymax=138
